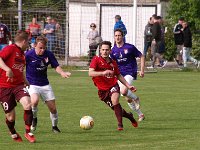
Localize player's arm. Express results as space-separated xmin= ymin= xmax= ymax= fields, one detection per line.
xmin=23 ymin=72 xmax=30 ymax=87
xmin=139 ymin=55 xmax=145 ymax=78
xmin=0 ymin=57 xmax=13 ymax=82
xmin=117 ymin=74 xmax=137 ymax=92
xmin=55 ymin=66 xmax=71 ymax=78
xmin=89 ymin=68 xmax=114 ymax=77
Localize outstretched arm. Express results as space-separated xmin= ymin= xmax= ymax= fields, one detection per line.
xmin=0 ymin=57 xmax=13 ymax=82
xmin=89 ymin=68 xmax=114 ymax=77
xmin=55 ymin=66 xmax=71 ymax=78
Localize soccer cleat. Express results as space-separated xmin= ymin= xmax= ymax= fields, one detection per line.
xmin=147 ymin=65 xmax=154 ymax=69
xmin=128 ymin=112 xmax=138 ymax=128
xmin=52 ymin=126 xmax=61 ymax=133
xmin=24 ymin=132 xmax=36 ymax=143
xmin=117 ymin=124 xmax=123 ymax=131
xmin=11 ymin=133 xmax=23 ymax=142
xmin=138 ymin=114 xmax=145 ymax=122
xmin=133 ymin=98 xmax=140 ymax=110
xmin=31 ymin=117 xmax=37 ymax=131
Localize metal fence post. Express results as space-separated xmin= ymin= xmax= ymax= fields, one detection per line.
xmin=65 ymin=0 xmax=69 ymax=66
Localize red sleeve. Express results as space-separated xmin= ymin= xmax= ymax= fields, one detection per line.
xmin=89 ymin=56 xmax=98 ymax=69
xmin=113 ymin=61 xmax=120 ymax=75
xmin=0 ymin=46 xmax=12 ymax=60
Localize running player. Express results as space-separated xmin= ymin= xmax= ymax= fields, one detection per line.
xmin=0 ymin=30 xmax=36 ymax=143
xmin=89 ymin=40 xmax=138 ymax=131
xmin=25 ymin=36 xmax=71 ymax=133
xmin=110 ymin=29 xmax=145 ymax=122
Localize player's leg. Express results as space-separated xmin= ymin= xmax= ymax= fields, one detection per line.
xmin=27 ymin=85 xmax=40 ymax=131
xmin=15 ymin=85 xmax=36 ymax=143
xmin=118 ymin=75 xmax=145 ymax=122
xmin=46 ymin=100 xmax=60 ymax=133
xmin=111 ymin=92 xmax=124 ymax=130
xmin=0 ymin=87 xmax=22 ymax=142
xmin=41 ymin=84 xmax=60 ymax=133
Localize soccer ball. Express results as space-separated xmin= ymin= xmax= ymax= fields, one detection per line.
xmin=80 ymin=116 xmax=94 ymax=130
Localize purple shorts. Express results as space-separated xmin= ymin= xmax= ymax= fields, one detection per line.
xmin=0 ymin=85 xmax=30 ymax=113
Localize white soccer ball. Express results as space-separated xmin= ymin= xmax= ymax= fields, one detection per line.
xmin=80 ymin=116 xmax=94 ymax=130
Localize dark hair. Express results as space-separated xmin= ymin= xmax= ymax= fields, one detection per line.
xmin=90 ymin=23 xmax=96 ymax=28
xmin=99 ymin=41 xmax=112 ymax=49
xmin=115 ymin=15 xmax=121 ymax=20
xmin=179 ymin=17 xmax=185 ymax=21
xmin=152 ymin=14 xmax=157 ymax=18
xmin=114 ymin=28 xmax=124 ymax=37
xmin=14 ymin=30 xmax=29 ymax=42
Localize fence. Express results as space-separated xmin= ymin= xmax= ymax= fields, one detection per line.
xmin=0 ymin=0 xmax=164 ymax=66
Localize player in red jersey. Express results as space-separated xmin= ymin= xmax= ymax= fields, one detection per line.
xmin=89 ymin=41 xmax=138 ymax=130
xmin=0 ymin=30 xmax=36 ymax=143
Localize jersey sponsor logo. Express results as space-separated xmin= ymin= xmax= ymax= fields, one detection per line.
xmin=32 ymin=60 xmax=37 ymax=63
xmin=119 ymin=52 xmax=123 ymax=58
xmin=12 ymin=64 xmax=24 ymax=72
xmin=124 ymin=49 xmax=128 ymax=54
xmin=44 ymin=57 xmax=49 ymax=63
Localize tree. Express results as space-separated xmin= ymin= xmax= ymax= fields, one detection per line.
xmin=164 ymin=0 xmax=200 ymax=60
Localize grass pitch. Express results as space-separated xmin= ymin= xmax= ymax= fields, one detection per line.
xmin=0 ymin=70 xmax=200 ymax=150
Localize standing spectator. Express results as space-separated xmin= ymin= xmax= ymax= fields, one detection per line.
xmin=0 ymin=22 xmax=12 ymax=50
xmin=43 ymin=16 xmax=56 ymax=53
xmin=182 ymin=22 xmax=200 ymax=68
xmin=143 ymin=17 xmax=153 ymax=59
xmin=25 ymin=36 xmax=71 ymax=133
xmin=87 ymin=23 xmax=100 ymax=64
xmin=110 ymin=29 xmax=145 ymax=122
xmin=148 ymin=16 xmax=167 ymax=68
xmin=27 ymin=17 xmax=41 ymax=48
xmin=89 ymin=41 xmax=138 ymax=130
xmin=173 ymin=17 xmax=184 ymax=66
xmin=114 ymin=15 xmax=127 ymax=42
xmin=0 ymin=30 xmax=36 ymax=143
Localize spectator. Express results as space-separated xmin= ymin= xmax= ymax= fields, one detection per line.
xmin=43 ymin=16 xmax=56 ymax=53
xmin=143 ymin=17 xmax=153 ymax=59
xmin=114 ymin=15 xmax=127 ymax=42
xmin=182 ymin=22 xmax=200 ymax=68
xmin=173 ymin=17 xmax=184 ymax=66
xmin=27 ymin=17 xmax=41 ymax=48
xmin=87 ymin=23 xmax=100 ymax=64
xmin=0 ymin=22 xmax=12 ymax=50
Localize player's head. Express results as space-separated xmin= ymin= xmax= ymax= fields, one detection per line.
xmin=114 ymin=29 xmax=124 ymax=44
xmin=35 ymin=36 xmax=48 ymax=55
xmin=99 ymin=41 xmax=112 ymax=58
xmin=178 ymin=17 xmax=184 ymax=24
xmin=115 ymin=15 xmax=121 ymax=22
xmin=14 ymin=30 xmax=29 ymax=51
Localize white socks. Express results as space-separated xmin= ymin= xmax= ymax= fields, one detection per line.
xmin=126 ymin=90 xmax=137 ymax=99
xmin=50 ymin=112 xmax=58 ymax=127
xmin=32 ymin=107 xmax=38 ymax=118
xmin=127 ymin=102 xmax=143 ymax=116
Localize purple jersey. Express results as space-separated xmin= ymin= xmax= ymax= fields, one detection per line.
xmin=0 ymin=23 xmax=10 ymax=44
xmin=25 ymin=49 xmax=59 ymax=86
xmin=110 ymin=43 xmax=142 ymax=79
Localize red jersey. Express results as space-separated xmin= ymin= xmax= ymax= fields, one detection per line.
xmin=90 ymin=56 xmax=120 ymax=90
xmin=28 ymin=23 xmax=40 ymax=36
xmin=0 ymin=44 xmax=25 ymax=87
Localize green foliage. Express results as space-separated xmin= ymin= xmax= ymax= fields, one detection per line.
xmin=165 ymin=0 xmax=200 ymax=59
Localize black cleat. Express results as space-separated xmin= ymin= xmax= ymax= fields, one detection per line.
xmin=52 ymin=126 xmax=61 ymax=133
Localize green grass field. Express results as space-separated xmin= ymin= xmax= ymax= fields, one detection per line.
xmin=0 ymin=70 xmax=200 ymax=150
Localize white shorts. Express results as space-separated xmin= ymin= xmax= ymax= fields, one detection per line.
xmin=118 ymin=75 xmax=134 ymax=96
xmin=28 ymin=84 xmax=55 ymax=102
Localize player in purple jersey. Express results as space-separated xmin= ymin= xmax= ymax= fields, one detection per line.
xmin=0 ymin=23 xmax=12 ymax=50
xmin=110 ymin=29 xmax=145 ymax=122
xmin=25 ymin=36 xmax=71 ymax=133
